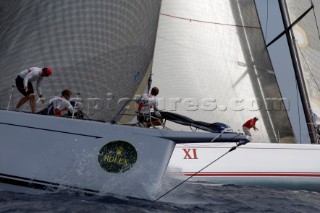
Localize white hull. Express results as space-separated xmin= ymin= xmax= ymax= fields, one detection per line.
xmin=0 ymin=110 xmax=175 ymax=199
xmin=169 ymin=143 xmax=320 ymax=191
xmin=0 ymin=110 xmax=248 ymax=199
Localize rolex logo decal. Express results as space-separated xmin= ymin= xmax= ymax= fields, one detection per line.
xmin=98 ymin=140 xmax=138 ymax=173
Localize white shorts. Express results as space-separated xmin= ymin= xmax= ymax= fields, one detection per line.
xmin=242 ymin=126 xmax=251 ymax=136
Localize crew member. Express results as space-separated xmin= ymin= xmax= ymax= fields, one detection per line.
xmin=242 ymin=117 xmax=259 ymax=136
xmin=15 ymin=67 xmax=52 ymax=113
xmin=137 ymin=87 xmax=163 ymax=127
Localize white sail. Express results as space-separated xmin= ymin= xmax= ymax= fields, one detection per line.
xmin=0 ymin=0 xmax=253 ymax=199
xmin=163 ymin=0 xmax=320 ymax=191
xmin=285 ymin=0 xmax=320 ymax=129
xmin=152 ymin=0 xmax=294 ymax=143
xmin=0 ymin=0 xmax=161 ymax=122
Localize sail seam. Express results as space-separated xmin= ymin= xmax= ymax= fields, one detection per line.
xmin=160 ymin=13 xmax=261 ymax=29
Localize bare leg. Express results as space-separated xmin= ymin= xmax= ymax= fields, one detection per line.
xmin=152 ymin=120 xmax=163 ymax=126
xmin=29 ymin=94 xmax=36 ymax=113
xmin=148 ymin=118 xmax=163 ymax=128
xmin=16 ymin=95 xmax=31 ymax=109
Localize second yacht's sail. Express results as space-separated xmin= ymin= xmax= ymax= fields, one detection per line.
xmin=152 ymin=0 xmax=295 ymax=143
xmin=285 ymin=0 xmax=320 ymax=130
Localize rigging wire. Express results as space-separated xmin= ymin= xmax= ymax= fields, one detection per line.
xmin=291 ymin=0 xmax=320 ymax=143
xmin=296 ymin=46 xmax=320 ymax=93
xmin=111 ymin=99 xmax=132 ymax=123
xmin=160 ymin=13 xmax=260 ymax=29
xmin=295 ymin=45 xmax=319 ymax=144
xmin=296 ymin=81 xmax=302 ymax=144
xmin=265 ymin=0 xmax=269 ymax=42
xmin=310 ymin=0 xmax=320 ymax=39
xmin=297 ymin=0 xmax=320 ymax=93
xmin=153 ymin=140 xmax=248 ymax=202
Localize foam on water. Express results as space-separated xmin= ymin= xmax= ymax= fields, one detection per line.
xmin=1 ymin=181 xmax=320 ymax=212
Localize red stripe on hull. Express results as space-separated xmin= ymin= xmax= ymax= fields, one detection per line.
xmin=179 ymin=172 xmax=320 ymax=177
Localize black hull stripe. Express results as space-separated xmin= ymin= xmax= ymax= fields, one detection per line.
xmin=0 ymin=173 xmax=100 ymax=196
xmin=0 ymin=122 xmax=102 ymax=139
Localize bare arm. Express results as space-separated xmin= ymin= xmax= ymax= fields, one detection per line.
xmin=251 ymin=121 xmax=258 ymax=130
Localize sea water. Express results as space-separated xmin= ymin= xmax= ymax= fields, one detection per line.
xmin=1 ymin=177 xmax=320 ymax=213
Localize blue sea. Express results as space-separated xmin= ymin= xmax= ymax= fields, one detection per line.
xmin=1 ymin=176 xmax=320 ymax=213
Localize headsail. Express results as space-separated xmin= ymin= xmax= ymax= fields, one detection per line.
xmin=152 ymin=0 xmax=295 ymax=143
xmin=0 ymin=0 xmax=161 ymax=122
xmin=284 ymin=0 xmax=320 ymax=143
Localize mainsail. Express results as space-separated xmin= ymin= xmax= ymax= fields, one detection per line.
xmin=152 ymin=0 xmax=295 ymax=143
xmin=0 ymin=0 xmax=161 ymax=122
xmin=284 ymin=0 xmax=320 ymax=142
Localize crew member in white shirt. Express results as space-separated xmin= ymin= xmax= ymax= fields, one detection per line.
xmin=48 ymin=89 xmax=78 ymax=116
xmin=137 ymin=87 xmax=163 ymax=127
xmin=15 ymin=67 xmax=52 ymax=113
